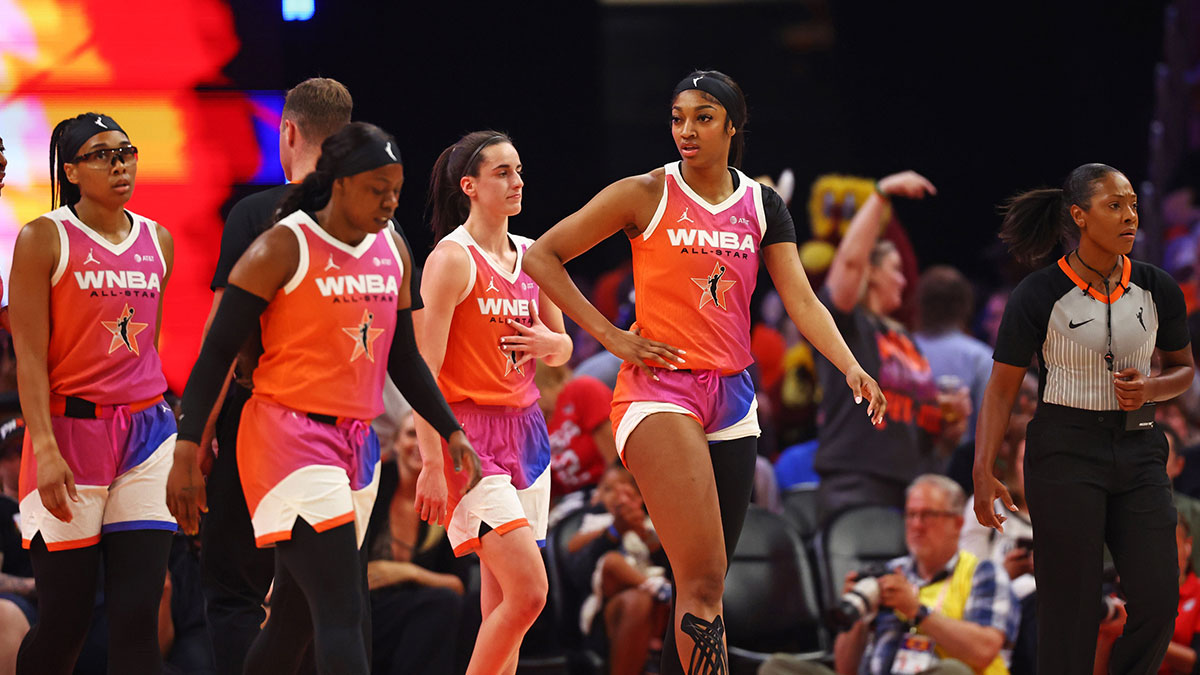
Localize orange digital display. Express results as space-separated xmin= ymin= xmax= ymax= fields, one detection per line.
xmin=1 ymin=0 xmax=269 ymax=392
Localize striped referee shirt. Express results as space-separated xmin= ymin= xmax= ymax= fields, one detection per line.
xmin=994 ymin=256 xmax=1189 ymax=411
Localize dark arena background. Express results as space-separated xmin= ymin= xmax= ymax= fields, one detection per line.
xmin=1 ymin=0 xmax=1198 ymax=673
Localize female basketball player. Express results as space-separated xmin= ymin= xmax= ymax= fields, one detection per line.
xmin=523 ymin=71 xmax=886 ymax=674
xmin=415 ymin=130 xmax=571 ymax=675
xmin=10 ymin=113 xmax=176 ymax=674
xmin=170 ymin=122 xmax=478 ymax=674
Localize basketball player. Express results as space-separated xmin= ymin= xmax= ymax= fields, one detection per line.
xmin=417 ymin=131 xmax=571 ymax=675
xmin=172 ymin=122 xmax=477 ymax=674
xmin=10 ymin=113 xmax=176 ymax=674
xmin=524 ymin=71 xmax=886 ymax=674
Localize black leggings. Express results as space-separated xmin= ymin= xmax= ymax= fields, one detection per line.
xmin=17 ymin=529 xmax=172 ymax=675
xmin=1025 ymin=406 xmax=1178 ymax=675
xmin=660 ymin=436 xmax=759 ymax=675
xmin=243 ymin=520 xmax=369 ymax=675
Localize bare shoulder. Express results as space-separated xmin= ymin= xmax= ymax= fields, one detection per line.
xmin=427 ymin=236 xmax=469 ymax=268
xmin=17 ymin=216 xmax=58 ymax=242
xmin=615 ymin=168 xmax=665 ymax=202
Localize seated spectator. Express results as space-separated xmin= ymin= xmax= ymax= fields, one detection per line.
xmin=569 ymin=464 xmax=670 ymax=675
xmin=774 ymin=439 xmax=820 ymax=491
xmin=0 ymin=418 xmax=33 ymax=675
xmin=761 ymin=474 xmax=1019 ymax=675
xmin=364 ymin=410 xmax=467 ymax=675
xmin=537 ymin=365 xmax=616 ymax=523
xmin=162 ymin=535 xmax=216 ymax=675
xmin=1155 ymin=515 xmax=1200 ymax=674
xmin=1167 ymin=426 xmax=1200 ymax=576
xmin=913 ymin=266 xmax=993 ymax=443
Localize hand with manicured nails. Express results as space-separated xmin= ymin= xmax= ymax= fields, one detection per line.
xmin=972 ymin=472 xmax=1017 ymax=532
xmin=35 ymin=440 xmax=77 ymax=523
xmin=602 ymin=323 xmax=686 ymax=382
xmin=165 ymin=440 xmax=207 ymax=535
xmin=416 ymin=430 xmax=481 ymax=526
xmin=845 ymin=364 xmax=887 ymax=426
xmin=1113 ymin=368 xmax=1153 ymax=411
xmin=500 ymin=312 xmax=567 ymax=369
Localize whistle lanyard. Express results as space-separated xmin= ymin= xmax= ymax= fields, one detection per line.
xmin=1074 ymin=250 xmax=1124 ymax=372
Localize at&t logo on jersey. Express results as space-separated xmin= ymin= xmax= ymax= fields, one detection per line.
xmin=477 ymin=297 xmax=534 ymax=326
xmin=667 ymin=228 xmax=755 ymax=258
xmin=74 ymin=270 xmax=161 ymax=297
xmin=315 ymin=274 xmax=399 ymax=303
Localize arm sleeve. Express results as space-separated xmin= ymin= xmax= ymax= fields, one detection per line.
xmin=759 ymin=185 xmax=797 ymax=247
xmin=386 ymin=308 xmax=461 ymax=440
xmin=992 ymin=279 xmax=1045 ymax=368
xmin=178 ymin=285 xmax=269 ymax=442
xmin=1153 ymin=267 xmax=1190 ymax=352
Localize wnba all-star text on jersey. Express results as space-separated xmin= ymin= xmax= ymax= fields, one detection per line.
xmin=668 ymin=228 xmax=756 ymax=258
xmin=478 ymin=297 xmax=534 ymax=327
xmin=315 ymin=273 xmax=399 ymax=304
xmin=74 ymin=269 xmax=161 ymax=298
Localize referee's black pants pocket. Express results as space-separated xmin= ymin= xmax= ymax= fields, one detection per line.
xmin=1024 ymin=418 xmax=1177 ymax=675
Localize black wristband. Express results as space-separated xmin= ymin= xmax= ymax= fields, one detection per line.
xmin=386 ymin=308 xmax=462 ymax=440
xmin=178 ymin=285 xmax=268 ymax=443
xmin=913 ymin=604 xmax=931 ymax=627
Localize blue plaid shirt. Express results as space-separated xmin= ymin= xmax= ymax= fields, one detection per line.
xmin=861 ymin=552 xmax=1020 ymax=675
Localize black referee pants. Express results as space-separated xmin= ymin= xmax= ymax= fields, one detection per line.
xmin=200 ymin=383 xmax=276 ymax=674
xmin=1024 ymin=404 xmax=1178 ymax=675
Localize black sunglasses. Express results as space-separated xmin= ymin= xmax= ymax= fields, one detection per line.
xmin=70 ymin=146 xmax=139 ymax=166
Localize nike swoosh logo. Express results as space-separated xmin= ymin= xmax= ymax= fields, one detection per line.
xmin=1068 ymin=318 xmax=1095 ymax=329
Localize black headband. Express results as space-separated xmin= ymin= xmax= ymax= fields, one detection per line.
xmin=459 ymin=135 xmax=507 ymax=180
xmin=333 ymin=137 xmax=402 ymax=179
xmin=672 ymin=74 xmax=743 ymax=129
xmin=61 ymin=114 xmax=127 ymax=162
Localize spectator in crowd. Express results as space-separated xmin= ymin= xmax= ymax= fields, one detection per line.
xmin=364 ymin=409 xmax=468 ymax=675
xmin=569 ymin=464 xmax=670 ymax=675
xmin=1157 ymin=516 xmax=1200 ymax=674
xmin=913 ymin=265 xmax=993 ymax=443
xmin=813 ymin=171 xmax=968 ymax=521
xmin=0 ymin=419 xmax=33 ymax=675
xmin=1166 ymin=425 xmax=1200 ymax=576
xmin=537 ymin=364 xmax=617 ymax=513
xmin=761 ymin=474 xmax=1019 ymax=675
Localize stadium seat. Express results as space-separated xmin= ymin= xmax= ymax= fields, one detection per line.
xmin=815 ymin=505 xmax=906 ymax=611
xmin=724 ymin=505 xmax=829 ymax=674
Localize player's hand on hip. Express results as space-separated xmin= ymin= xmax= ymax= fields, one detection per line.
xmin=166 ymin=439 xmax=208 ymax=535
xmin=603 ymin=324 xmax=686 ymax=382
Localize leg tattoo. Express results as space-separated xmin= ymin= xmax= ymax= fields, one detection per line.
xmin=681 ymin=613 xmax=727 ymax=675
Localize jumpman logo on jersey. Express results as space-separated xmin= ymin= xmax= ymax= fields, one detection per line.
xmin=94 ymin=116 xmax=108 ymax=129
xmin=83 ymin=248 xmax=100 ymax=265
xmin=100 ymin=304 xmax=148 ymax=355
xmin=486 ymin=277 xmax=499 ymax=293
xmin=324 ymin=254 xmax=340 ymax=272
xmin=497 ymin=343 xmax=525 ymax=377
xmin=342 ymin=309 xmax=384 ymax=362
xmin=691 ymin=262 xmax=736 ymax=310
xmin=677 ymin=207 xmax=694 ymax=224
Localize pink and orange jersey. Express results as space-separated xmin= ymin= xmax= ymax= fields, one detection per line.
xmin=44 ymin=205 xmax=168 ymax=404
xmin=252 ymin=210 xmax=402 ymax=421
xmin=436 ymin=226 xmax=540 ymax=409
xmin=631 ymin=162 xmax=767 ymax=374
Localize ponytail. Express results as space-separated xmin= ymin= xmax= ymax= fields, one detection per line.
xmin=425 ymin=130 xmax=512 ymax=243
xmin=999 ymin=189 xmax=1069 ymax=265
xmin=276 ymin=168 xmax=335 ymax=220
xmin=999 ymin=163 xmax=1122 ymax=265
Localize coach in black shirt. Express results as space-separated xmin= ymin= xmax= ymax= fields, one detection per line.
xmin=973 ymin=163 xmax=1194 ymax=675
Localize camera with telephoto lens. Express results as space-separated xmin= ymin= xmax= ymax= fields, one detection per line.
xmin=829 ymin=563 xmax=891 ymax=631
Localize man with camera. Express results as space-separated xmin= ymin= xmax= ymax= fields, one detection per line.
xmin=763 ymin=475 xmax=1019 ymax=674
